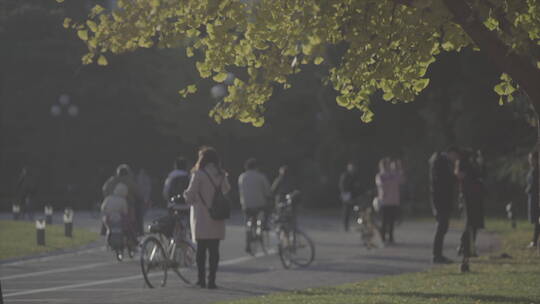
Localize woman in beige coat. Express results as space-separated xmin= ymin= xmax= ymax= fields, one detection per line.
xmin=184 ymin=146 xmax=230 ymax=289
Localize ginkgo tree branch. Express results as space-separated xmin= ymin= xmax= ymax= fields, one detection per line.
xmin=442 ymin=0 xmax=540 ymax=111
xmin=61 ymin=0 xmax=540 ymax=126
xmin=478 ymin=0 xmax=540 ymax=63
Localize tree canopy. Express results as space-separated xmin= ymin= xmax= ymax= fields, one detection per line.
xmin=60 ymin=0 xmax=540 ymax=126
xmin=1 ymin=0 xmax=536 ymax=211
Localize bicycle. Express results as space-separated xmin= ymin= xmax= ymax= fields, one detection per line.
xmin=274 ymin=191 xmax=315 ymax=269
xmin=245 ymin=207 xmax=270 ymax=256
xmin=353 ymin=204 xmax=384 ymax=250
xmin=139 ymin=203 xmax=196 ymax=288
xmin=105 ymin=218 xmax=137 ymax=261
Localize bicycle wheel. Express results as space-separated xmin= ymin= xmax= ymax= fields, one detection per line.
xmin=247 ymin=223 xmax=261 ymax=255
xmin=359 ymin=224 xmax=373 ymax=249
xmin=140 ymin=236 xmax=167 ymax=288
xmin=172 ymin=240 xmax=198 ymax=284
xmin=371 ymin=227 xmax=384 ymax=248
xmin=288 ymin=229 xmax=315 ymax=267
xmin=259 ymin=228 xmax=270 ymax=255
xmin=278 ymin=228 xmax=292 ymax=269
xmin=360 ymin=224 xmax=383 ymax=249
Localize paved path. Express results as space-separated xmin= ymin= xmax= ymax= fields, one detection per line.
xmin=0 ymin=210 xmax=499 ymax=304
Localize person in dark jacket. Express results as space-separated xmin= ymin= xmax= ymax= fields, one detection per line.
xmin=271 ymin=165 xmax=295 ymax=205
xmin=429 ymin=147 xmax=459 ymax=264
xmin=339 ymin=161 xmax=363 ymax=231
xmin=163 ymin=157 xmax=190 ymax=204
xmin=526 ymin=150 xmax=540 ymax=248
xmin=456 ymin=150 xmax=485 ymax=260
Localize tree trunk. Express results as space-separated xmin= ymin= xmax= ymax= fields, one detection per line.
xmin=441 ymin=0 xmax=540 ymax=215
xmin=441 ymin=0 xmax=540 ymax=111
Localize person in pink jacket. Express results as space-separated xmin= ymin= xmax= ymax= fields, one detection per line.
xmin=184 ymin=146 xmax=231 ymax=289
xmin=375 ymin=158 xmax=405 ymax=243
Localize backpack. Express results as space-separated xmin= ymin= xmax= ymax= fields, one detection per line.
xmin=199 ymin=170 xmax=230 ymax=220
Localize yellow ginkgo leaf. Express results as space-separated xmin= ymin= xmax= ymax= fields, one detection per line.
xmin=213 ymin=72 xmax=228 ymax=83
xmin=86 ymin=20 xmax=97 ymax=33
xmin=63 ymin=18 xmax=71 ymax=29
xmin=186 ymin=84 xmax=197 ymax=94
xmin=97 ymin=55 xmax=108 ymax=66
xmin=77 ymin=30 xmax=88 ymax=41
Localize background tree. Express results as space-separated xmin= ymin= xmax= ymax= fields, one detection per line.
xmin=1 ymin=0 xmax=538 ymax=215
xmin=65 ymin=0 xmax=540 ymax=124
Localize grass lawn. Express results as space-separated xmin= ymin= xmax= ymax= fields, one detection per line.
xmin=0 ymin=220 xmax=99 ymax=260
xmin=221 ymin=219 xmax=540 ymax=304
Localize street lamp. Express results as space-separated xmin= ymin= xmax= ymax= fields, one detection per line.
xmin=51 ymin=94 xmax=79 ymax=118
xmin=210 ymin=72 xmax=235 ymax=99
xmin=210 ymin=84 xmax=227 ymax=99
xmin=210 ymin=73 xmax=235 ymax=164
xmin=50 ymin=94 xmax=79 ymax=208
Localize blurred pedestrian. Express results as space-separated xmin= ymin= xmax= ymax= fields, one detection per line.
xmin=455 ymin=149 xmax=485 ymax=259
xmin=15 ymin=167 xmax=37 ymax=220
xmin=103 ymin=164 xmax=143 ymax=237
xmin=271 ymin=165 xmax=295 ymax=205
xmin=184 ymin=147 xmax=230 ymax=289
xmin=474 ymin=150 xmax=487 ymax=179
xmin=163 ymin=157 xmax=190 ymax=204
xmin=339 ymin=161 xmax=362 ymax=231
xmin=429 ymin=146 xmax=459 ymax=264
xmin=137 ymin=168 xmax=152 ymax=213
xmin=376 ymin=158 xmax=405 ymax=243
xmin=238 ymin=158 xmax=272 ymax=254
xmin=525 ymin=150 xmax=540 ymax=248
xmin=101 ymin=183 xmax=129 ymax=243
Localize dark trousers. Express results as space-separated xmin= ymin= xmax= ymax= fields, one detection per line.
xmin=433 ymin=214 xmax=450 ymax=258
xmin=343 ymin=203 xmax=355 ymax=231
xmin=533 ymin=222 xmax=540 ymax=245
xmin=100 ymin=223 xmax=107 ymax=236
xmin=196 ymin=239 xmax=220 ymax=285
xmin=460 ymin=226 xmax=478 ymax=257
xmin=381 ymin=206 xmax=398 ymax=242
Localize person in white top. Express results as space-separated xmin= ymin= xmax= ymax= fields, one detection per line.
xmin=375 ymin=158 xmax=405 ymax=243
xmin=238 ymin=158 xmax=272 ymax=253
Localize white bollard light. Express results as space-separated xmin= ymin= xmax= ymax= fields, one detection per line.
xmin=36 ymin=218 xmax=46 ymax=245
xmin=44 ymin=205 xmax=53 ymax=224
xmin=12 ymin=204 xmax=21 ymax=220
xmin=64 ymin=208 xmax=74 ymax=237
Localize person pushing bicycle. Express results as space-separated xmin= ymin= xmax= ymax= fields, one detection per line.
xmin=162 ymin=156 xmax=191 ymax=238
xmin=163 ymin=157 xmax=190 ymax=207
